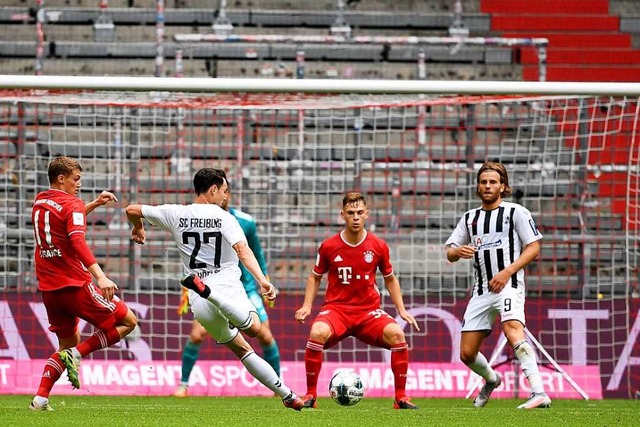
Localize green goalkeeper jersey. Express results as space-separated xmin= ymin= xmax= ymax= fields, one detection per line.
xmin=228 ymin=207 xmax=268 ymax=294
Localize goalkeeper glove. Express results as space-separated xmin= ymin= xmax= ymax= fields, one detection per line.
xmin=263 ymin=275 xmax=275 ymax=309
xmin=177 ymin=286 xmax=190 ymax=315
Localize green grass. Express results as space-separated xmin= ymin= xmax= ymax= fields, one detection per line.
xmin=5 ymin=395 xmax=639 ymax=427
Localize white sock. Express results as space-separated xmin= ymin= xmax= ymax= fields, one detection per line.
xmin=33 ymin=396 xmax=48 ymax=406
xmin=468 ymin=352 xmax=498 ymax=383
xmin=513 ymin=340 xmax=544 ymax=394
xmin=71 ymin=347 xmax=81 ymax=359
xmin=241 ymin=351 xmax=291 ymax=398
xmin=206 ymin=293 xmax=253 ymax=330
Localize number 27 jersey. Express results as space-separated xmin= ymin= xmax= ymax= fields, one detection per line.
xmin=141 ymin=203 xmax=246 ymax=283
xmin=313 ymin=230 xmax=393 ymax=312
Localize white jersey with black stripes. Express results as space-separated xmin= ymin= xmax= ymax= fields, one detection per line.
xmin=445 ymin=201 xmax=542 ymax=295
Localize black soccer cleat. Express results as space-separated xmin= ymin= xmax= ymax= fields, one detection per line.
xmin=180 ymin=274 xmax=211 ymax=299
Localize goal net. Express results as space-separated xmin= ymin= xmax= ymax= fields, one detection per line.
xmin=0 ymin=84 xmax=638 ymax=399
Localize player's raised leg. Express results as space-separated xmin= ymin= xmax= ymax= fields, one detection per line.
xmin=181 ymin=274 xmax=253 ymax=330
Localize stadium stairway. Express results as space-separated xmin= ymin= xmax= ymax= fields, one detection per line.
xmin=480 ymin=0 xmax=640 ymax=82
xmin=481 ymin=0 xmax=638 ymax=227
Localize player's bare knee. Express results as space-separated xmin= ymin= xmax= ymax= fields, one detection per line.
xmin=383 ymin=325 xmax=405 ymax=345
xmin=459 ymin=350 xmax=476 ymax=366
xmin=309 ymin=323 xmax=331 ymax=343
xmin=119 ymin=309 xmax=138 ymax=334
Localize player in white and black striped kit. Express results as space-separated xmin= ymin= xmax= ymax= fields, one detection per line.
xmin=445 ymin=162 xmax=551 ymax=409
xmin=125 ymin=168 xmax=304 ymax=410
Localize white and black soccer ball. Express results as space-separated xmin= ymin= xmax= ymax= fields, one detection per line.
xmin=329 ymin=370 xmax=364 ymax=406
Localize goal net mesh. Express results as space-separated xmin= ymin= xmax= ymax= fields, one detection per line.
xmin=0 ymin=89 xmax=637 ymax=397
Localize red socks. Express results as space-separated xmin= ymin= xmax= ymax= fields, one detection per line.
xmin=36 ymin=352 xmax=64 ymax=398
xmin=76 ymin=328 xmax=121 ymax=357
xmin=390 ymin=343 xmax=409 ymax=401
xmin=304 ymin=340 xmax=324 ymax=397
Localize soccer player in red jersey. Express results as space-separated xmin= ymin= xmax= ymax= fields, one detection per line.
xmin=29 ymin=156 xmax=138 ymax=411
xmin=294 ymin=192 xmax=420 ymax=409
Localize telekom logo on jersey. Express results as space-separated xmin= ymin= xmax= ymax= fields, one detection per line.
xmin=337 ymin=266 xmax=352 ymax=284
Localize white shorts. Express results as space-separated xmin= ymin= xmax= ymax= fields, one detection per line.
xmin=188 ymin=280 xmax=256 ymax=344
xmin=461 ymin=286 xmax=526 ymax=332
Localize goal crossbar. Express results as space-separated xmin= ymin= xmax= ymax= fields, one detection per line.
xmin=1 ymin=75 xmax=640 ymax=96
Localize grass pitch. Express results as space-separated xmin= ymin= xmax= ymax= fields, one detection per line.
xmin=4 ymin=395 xmax=639 ymax=427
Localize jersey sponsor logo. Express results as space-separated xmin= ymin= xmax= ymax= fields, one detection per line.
xmin=72 ymin=211 xmax=84 ymax=226
xmin=363 ymin=250 xmax=374 ymax=263
xmin=337 ymin=266 xmax=352 ymax=284
xmin=529 ymin=219 xmax=539 ymax=236
xmin=333 ymin=254 xmax=343 ymax=262
xmin=475 ymin=236 xmax=503 ymax=251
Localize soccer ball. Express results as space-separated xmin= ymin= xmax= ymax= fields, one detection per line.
xmin=329 ymin=370 xmax=364 ymax=406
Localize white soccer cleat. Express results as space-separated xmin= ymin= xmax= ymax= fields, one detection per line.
xmin=29 ymin=398 xmax=54 ymax=412
xmin=517 ymin=392 xmax=552 ymax=409
xmin=473 ymin=373 xmax=502 ymax=408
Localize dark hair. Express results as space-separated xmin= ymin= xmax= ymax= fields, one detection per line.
xmin=48 ymin=156 xmax=82 ymax=184
xmin=193 ymin=168 xmax=227 ymax=195
xmin=342 ymin=191 xmax=367 ymax=208
xmin=476 ymin=162 xmax=512 ymax=197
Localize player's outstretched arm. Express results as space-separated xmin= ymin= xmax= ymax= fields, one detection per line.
xmin=384 ymin=274 xmax=420 ymax=331
xmin=85 ymin=190 xmax=118 ymax=215
xmin=233 ymin=241 xmax=277 ymax=301
xmin=125 ymin=204 xmax=146 ymax=245
xmin=295 ymin=272 xmax=321 ymax=324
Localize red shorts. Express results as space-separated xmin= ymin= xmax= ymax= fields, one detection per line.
xmin=42 ymin=282 xmax=129 ymax=339
xmin=312 ymin=305 xmax=397 ymax=349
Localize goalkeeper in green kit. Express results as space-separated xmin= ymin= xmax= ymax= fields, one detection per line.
xmin=173 ymin=192 xmax=281 ymax=397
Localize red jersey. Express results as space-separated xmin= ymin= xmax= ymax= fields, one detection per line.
xmin=313 ymin=230 xmax=393 ymax=311
xmin=32 ymin=189 xmax=93 ymax=291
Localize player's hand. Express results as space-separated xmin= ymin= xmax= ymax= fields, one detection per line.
xmin=400 ymin=311 xmax=420 ymax=332
xmin=131 ymin=226 xmax=146 ymax=245
xmin=488 ymin=269 xmax=511 ymax=293
xmin=95 ymin=190 xmax=118 ymax=206
xmin=295 ymin=306 xmax=311 ymax=324
xmin=456 ymin=245 xmax=476 ymax=259
xmin=97 ymin=276 xmax=119 ymax=301
xmin=260 ymin=281 xmax=277 ymax=302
